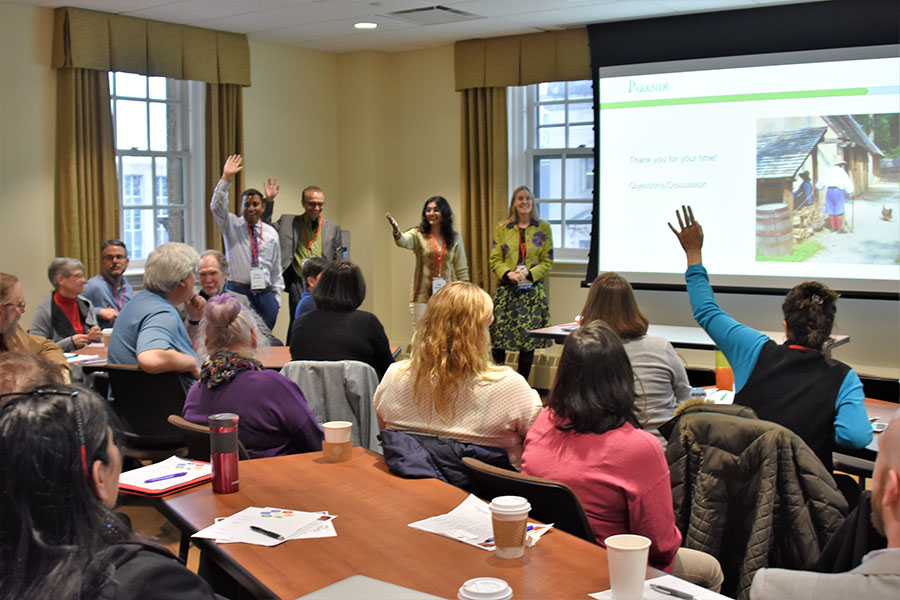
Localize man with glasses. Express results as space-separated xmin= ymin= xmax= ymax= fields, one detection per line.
xmin=83 ymin=239 xmax=134 ymax=329
xmin=0 ymin=272 xmax=69 ymax=378
xmin=262 ymin=179 xmax=342 ymax=340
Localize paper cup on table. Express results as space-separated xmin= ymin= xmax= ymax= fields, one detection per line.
xmin=101 ymin=328 xmax=114 ymax=348
xmin=604 ymin=534 xmax=651 ymax=600
xmin=458 ymin=577 xmax=513 ymax=600
xmin=322 ymin=421 xmax=352 ymax=462
xmin=488 ymin=496 xmax=531 ymax=559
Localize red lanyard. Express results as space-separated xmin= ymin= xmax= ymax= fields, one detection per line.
xmin=304 ymin=218 xmax=323 ymax=251
xmin=248 ymin=222 xmax=261 ymax=267
xmin=430 ymin=234 xmax=445 ymax=274
xmin=518 ymin=227 xmax=527 ymax=263
xmin=103 ymin=274 xmax=126 ymax=311
xmin=788 ymin=344 xmax=822 ymax=354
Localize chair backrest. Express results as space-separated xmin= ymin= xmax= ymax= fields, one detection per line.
xmin=461 ymin=457 xmax=596 ymax=544
xmin=105 ymin=364 xmax=187 ymax=450
xmin=280 ymin=360 xmax=380 ymax=452
xmin=167 ymin=415 xmax=251 ymax=461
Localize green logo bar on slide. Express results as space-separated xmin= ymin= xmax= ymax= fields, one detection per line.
xmin=600 ymin=87 xmax=869 ymax=110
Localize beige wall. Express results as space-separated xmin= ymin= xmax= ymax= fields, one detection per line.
xmin=1 ymin=2 xmax=895 ymax=378
xmin=0 ymin=3 xmax=57 ymax=314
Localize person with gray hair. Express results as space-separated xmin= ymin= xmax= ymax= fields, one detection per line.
xmin=192 ymin=249 xmax=283 ymax=346
xmin=108 ymin=243 xmax=205 ymax=387
xmin=183 ymin=293 xmax=322 ymax=457
xmin=29 ymin=257 xmax=101 ymax=351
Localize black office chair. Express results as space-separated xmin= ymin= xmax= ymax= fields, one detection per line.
xmin=105 ymin=364 xmax=187 ymax=462
xmin=167 ymin=414 xmax=251 ymax=461
xmin=461 ymin=457 xmax=596 ymax=544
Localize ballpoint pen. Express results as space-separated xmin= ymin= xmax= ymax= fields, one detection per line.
xmin=250 ymin=525 xmax=285 ymax=541
xmin=144 ymin=472 xmax=187 ymax=484
xmin=650 ymin=583 xmax=694 ymax=600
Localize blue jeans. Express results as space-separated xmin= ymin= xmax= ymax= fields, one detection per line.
xmin=225 ymin=282 xmax=279 ymax=330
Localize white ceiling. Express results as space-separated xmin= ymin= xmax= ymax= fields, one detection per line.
xmin=7 ymin=0 xmax=816 ymax=53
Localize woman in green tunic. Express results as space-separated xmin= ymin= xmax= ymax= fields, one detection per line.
xmin=489 ymin=186 xmax=554 ymax=380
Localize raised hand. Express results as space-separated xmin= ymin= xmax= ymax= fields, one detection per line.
xmin=667 ymin=205 xmax=703 ymax=267
xmin=222 ymin=154 xmax=243 ymax=181
xmin=385 ymin=212 xmax=400 ymax=233
xmin=264 ymin=177 xmax=280 ymax=200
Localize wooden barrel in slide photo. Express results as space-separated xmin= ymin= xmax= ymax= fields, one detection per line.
xmin=756 ymin=203 xmax=793 ymax=258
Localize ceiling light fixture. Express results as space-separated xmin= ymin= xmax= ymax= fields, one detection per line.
xmin=354 ymin=22 xmax=378 ymax=30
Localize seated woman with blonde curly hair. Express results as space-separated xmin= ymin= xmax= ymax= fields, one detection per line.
xmin=374 ymin=281 xmax=541 ymax=469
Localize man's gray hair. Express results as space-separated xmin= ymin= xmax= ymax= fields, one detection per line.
xmin=47 ymin=257 xmax=84 ymax=288
xmin=144 ymin=243 xmax=200 ymax=293
xmin=200 ymin=249 xmax=229 ymax=276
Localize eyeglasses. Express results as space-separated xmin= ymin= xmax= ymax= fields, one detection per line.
xmin=2 ymin=300 xmax=25 ymax=312
xmin=102 ymin=255 xmax=128 ymax=262
xmin=0 ymin=387 xmax=88 ymax=478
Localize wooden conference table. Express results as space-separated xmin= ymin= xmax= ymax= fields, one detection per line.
xmin=530 ymin=323 xmax=850 ymax=351
xmin=74 ymin=344 xmax=400 ymax=370
xmin=159 ymin=449 xmax=627 ymax=599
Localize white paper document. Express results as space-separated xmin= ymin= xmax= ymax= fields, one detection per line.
xmin=407 ymin=493 xmax=552 ymax=551
xmin=702 ymin=389 xmax=735 ymax=405
xmin=118 ymin=455 xmax=211 ymax=491
xmin=589 ymin=573 xmax=732 ymax=600
xmin=193 ymin=506 xmax=337 ymax=546
xmin=65 ymin=352 xmax=102 ymax=364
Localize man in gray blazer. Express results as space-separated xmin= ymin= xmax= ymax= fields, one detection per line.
xmin=262 ymin=182 xmax=342 ymax=339
xmin=750 ymin=409 xmax=900 ymax=599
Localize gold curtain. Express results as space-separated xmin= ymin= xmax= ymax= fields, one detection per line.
xmin=55 ymin=68 xmax=119 ymax=276
xmin=205 ymin=83 xmax=245 ymax=252
xmin=460 ymin=87 xmax=508 ymax=296
xmin=454 ymin=28 xmax=590 ymax=91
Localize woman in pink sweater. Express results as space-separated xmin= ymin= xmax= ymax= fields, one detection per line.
xmin=521 ymin=321 xmax=722 ymax=590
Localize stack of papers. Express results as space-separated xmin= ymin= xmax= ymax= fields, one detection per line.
xmin=193 ymin=506 xmax=337 ymax=546
xmin=118 ymin=456 xmax=212 ymax=497
xmin=64 ymin=352 xmax=103 ymax=364
xmin=590 ymin=573 xmax=732 ymax=599
xmin=408 ymin=494 xmax=552 ymax=551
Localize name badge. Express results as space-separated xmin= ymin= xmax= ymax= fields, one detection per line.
xmin=515 ymin=264 xmax=532 ymax=290
xmin=249 ymin=267 xmax=267 ymax=290
xmin=432 ymin=276 xmax=447 ymax=295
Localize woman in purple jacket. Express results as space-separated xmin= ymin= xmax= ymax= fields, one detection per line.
xmin=184 ymin=294 xmax=323 ymax=457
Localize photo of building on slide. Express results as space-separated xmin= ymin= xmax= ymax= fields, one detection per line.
xmin=755 ymin=114 xmax=899 ymax=265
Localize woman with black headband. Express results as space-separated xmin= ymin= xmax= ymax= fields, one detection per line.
xmin=0 ymin=385 xmax=222 ymax=599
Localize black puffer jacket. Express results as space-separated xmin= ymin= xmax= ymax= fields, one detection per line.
xmin=661 ymin=404 xmax=847 ymax=600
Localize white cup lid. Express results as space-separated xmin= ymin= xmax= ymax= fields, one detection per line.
xmin=488 ymin=495 xmax=531 ymax=515
xmin=458 ymin=577 xmax=513 ymax=600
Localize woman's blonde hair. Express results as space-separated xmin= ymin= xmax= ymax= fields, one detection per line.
xmin=504 ymin=185 xmax=539 ymax=225
xmin=406 ymin=281 xmax=499 ymax=421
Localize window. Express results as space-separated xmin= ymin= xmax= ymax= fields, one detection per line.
xmin=109 ymin=72 xmax=205 ymax=263
xmin=510 ymin=80 xmax=594 ymax=260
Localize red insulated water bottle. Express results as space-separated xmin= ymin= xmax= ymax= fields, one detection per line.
xmin=209 ymin=413 xmax=240 ymax=494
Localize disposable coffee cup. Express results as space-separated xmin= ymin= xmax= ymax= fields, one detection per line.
xmin=322 ymin=421 xmax=352 ymax=462
xmin=457 ymin=577 xmax=513 ymax=600
xmin=604 ymin=534 xmax=651 ymax=600
xmin=101 ymin=328 xmax=114 ymax=348
xmin=488 ymin=496 xmax=531 ymax=559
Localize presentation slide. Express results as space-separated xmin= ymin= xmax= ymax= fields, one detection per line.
xmin=596 ymin=49 xmax=900 ymax=294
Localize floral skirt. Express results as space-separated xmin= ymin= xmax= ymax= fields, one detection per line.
xmin=490 ymin=280 xmax=552 ymax=352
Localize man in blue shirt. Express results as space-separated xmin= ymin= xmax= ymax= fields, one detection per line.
xmin=82 ymin=239 xmax=134 ymax=329
xmin=108 ymin=242 xmax=205 ymax=390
